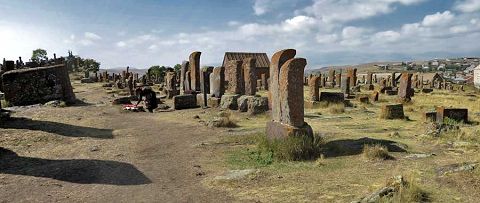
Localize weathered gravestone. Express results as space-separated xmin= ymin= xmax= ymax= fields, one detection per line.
xmin=305 ymin=74 xmax=320 ymax=108
xmin=261 ymin=73 xmax=268 ymax=90
xmin=1 ymin=64 xmax=76 ymax=106
xmin=366 ymin=72 xmax=374 ymax=90
xmin=165 ymin=71 xmax=178 ymax=99
xmin=189 ymin=51 xmax=201 ymax=91
xmin=398 ymin=72 xmax=414 ymax=103
xmin=210 ymin=66 xmax=225 ymax=98
xmin=267 ymin=49 xmax=313 ymax=140
xmin=200 ymin=66 xmax=213 ymax=94
xmin=341 ymin=77 xmax=350 ymax=98
xmin=336 ymin=73 xmax=342 ymax=88
xmin=327 ymin=69 xmax=335 ymax=88
xmin=243 ymin=58 xmax=257 ymax=96
xmin=226 ymin=60 xmax=244 ymax=95
xmin=180 ymin=61 xmax=189 ymax=94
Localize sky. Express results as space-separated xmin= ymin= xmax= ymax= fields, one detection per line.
xmin=0 ymin=0 xmax=479 ymax=69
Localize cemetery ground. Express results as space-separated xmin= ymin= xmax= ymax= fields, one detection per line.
xmin=1 ymin=80 xmax=480 ymax=202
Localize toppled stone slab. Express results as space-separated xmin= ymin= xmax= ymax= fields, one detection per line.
xmin=435 ymin=162 xmax=478 ymax=176
xmin=354 ymin=176 xmax=406 ymax=203
xmin=404 ymin=153 xmax=436 ymax=159
xmin=214 ymin=169 xmax=257 ymax=181
xmin=112 ymin=97 xmax=133 ymax=105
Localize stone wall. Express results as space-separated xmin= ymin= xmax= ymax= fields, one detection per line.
xmin=1 ymin=64 xmax=76 ymax=106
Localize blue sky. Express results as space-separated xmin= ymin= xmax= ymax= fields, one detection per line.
xmin=0 ymin=0 xmax=479 ymax=69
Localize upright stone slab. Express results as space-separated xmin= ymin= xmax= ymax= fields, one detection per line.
xmin=321 ymin=75 xmax=327 ymax=88
xmin=269 ymin=49 xmax=296 ymax=122
xmin=366 ymin=72 xmax=374 ymax=90
xmin=189 ymin=51 xmax=201 ymax=91
xmin=210 ymin=66 xmax=225 ymax=98
xmin=347 ymin=68 xmax=357 ymax=87
xmin=165 ymin=71 xmax=178 ymax=99
xmin=200 ymin=66 xmax=213 ymax=94
xmin=341 ymin=77 xmax=350 ymax=97
xmin=380 ymin=104 xmax=405 ymax=119
xmin=226 ymin=60 xmax=244 ymax=94
xmin=243 ymin=58 xmax=257 ymax=96
xmin=436 ymin=107 xmax=468 ymax=124
xmin=184 ymin=71 xmax=192 ymax=92
xmin=336 ymin=73 xmax=342 ymax=88
xmin=279 ymin=58 xmax=307 ymax=127
xmin=308 ymin=75 xmax=320 ymax=101
xmin=391 ymin=72 xmax=397 ymax=87
xmin=398 ymin=72 xmax=413 ymax=102
xmin=180 ymin=61 xmax=189 ymax=94
xmin=261 ymin=73 xmax=268 ymax=90
xmin=327 ymin=69 xmax=335 ymax=87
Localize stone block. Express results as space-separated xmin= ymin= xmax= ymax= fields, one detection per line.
xmin=173 ymin=94 xmax=198 ymax=110
xmin=237 ymin=95 xmax=253 ymax=112
xmin=421 ymin=88 xmax=433 ymax=93
xmin=247 ymin=96 xmax=269 ymax=115
xmin=220 ymin=94 xmax=240 ymax=110
xmin=207 ymin=97 xmax=221 ymax=108
xmin=380 ymin=104 xmax=405 ymax=119
xmin=319 ymin=92 xmax=344 ymax=103
xmin=436 ymin=107 xmax=468 ymax=124
xmin=424 ymin=111 xmax=437 ymax=122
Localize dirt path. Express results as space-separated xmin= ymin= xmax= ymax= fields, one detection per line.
xmin=0 ymin=84 xmax=237 ymax=202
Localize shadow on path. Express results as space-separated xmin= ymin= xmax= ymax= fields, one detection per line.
xmin=0 ymin=148 xmax=151 ymax=185
xmin=0 ymin=117 xmax=113 ymax=139
xmin=322 ymin=137 xmax=407 ymax=158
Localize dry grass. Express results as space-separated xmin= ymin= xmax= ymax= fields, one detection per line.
xmin=328 ymin=103 xmax=345 ymax=114
xmin=211 ymin=112 xmax=239 ymax=128
xmin=362 ymin=144 xmax=391 ymax=160
xmin=258 ymin=132 xmax=324 ymax=161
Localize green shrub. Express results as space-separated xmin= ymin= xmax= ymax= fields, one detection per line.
xmin=258 ymin=133 xmax=324 ymax=161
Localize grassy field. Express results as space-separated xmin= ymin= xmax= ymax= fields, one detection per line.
xmin=201 ymin=86 xmax=480 ymax=202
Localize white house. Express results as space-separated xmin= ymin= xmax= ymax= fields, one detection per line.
xmin=474 ymin=65 xmax=480 ymax=88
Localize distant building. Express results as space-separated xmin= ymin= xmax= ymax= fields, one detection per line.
xmin=474 ymin=65 xmax=480 ymax=88
xmin=222 ymin=52 xmax=270 ymax=81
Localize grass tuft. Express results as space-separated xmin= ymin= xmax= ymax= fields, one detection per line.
xmin=258 ymin=132 xmax=324 ymax=161
xmin=362 ymin=144 xmax=391 ymax=161
xmin=328 ymin=103 xmax=345 ymax=114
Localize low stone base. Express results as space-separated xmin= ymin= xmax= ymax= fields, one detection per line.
xmin=436 ymin=107 xmax=468 ymax=124
xmin=247 ymin=96 xmax=269 ymax=115
xmin=356 ymin=95 xmax=369 ymax=103
xmin=173 ymin=94 xmax=198 ymax=110
xmin=266 ymin=121 xmax=313 ymax=140
xmin=238 ymin=95 xmax=254 ymax=112
xmin=220 ymin=94 xmax=240 ymax=110
xmin=370 ymin=91 xmax=379 ymax=102
xmin=319 ymin=92 xmax=344 ymax=103
xmin=422 ymin=88 xmax=433 ymax=93
xmin=380 ymin=104 xmax=404 ymax=119
xmin=424 ymin=111 xmax=437 ymax=122
xmin=166 ymin=90 xmax=180 ymax=99
xmin=385 ymin=90 xmax=398 ymax=95
xmin=207 ymin=97 xmax=221 ymax=108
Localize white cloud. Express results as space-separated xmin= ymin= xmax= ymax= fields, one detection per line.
xmin=253 ymin=0 xmax=269 ymax=15
xmin=303 ymin=0 xmax=425 ymax=23
xmin=84 ymin=32 xmax=102 ymax=40
xmin=116 ymin=41 xmax=126 ymax=47
xmin=455 ymin=0 xmax=480 ymax=13
xmin=421 ymin=11 xmax=454 ymax=27
xmin=228 ymin=21 xmax=240 ymax=27
xmin=373 ymin=30 xmax=401 ymax=42
xmin=315 ymin=34 xmax=338 ymax=44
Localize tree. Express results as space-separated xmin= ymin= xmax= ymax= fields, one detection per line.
xmin=82 ymin=58 xmax=100 ymax=72
xmin=173 ymin=64 xmax=182 ymax=74
xmin=148 ymin=65 xmax=167 ymax=82
xmin=31 ymin=49 xmax=48 ymax=63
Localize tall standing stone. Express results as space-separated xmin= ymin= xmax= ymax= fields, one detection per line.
xmin=391 ymin=72 xmax=397 ymax=87
xmin=336 ymin=73 xmax=342 ymax=88
xmin=366 ymin=72 xmax=374 ymax=90
xmin=184 ymin=71 xmax=191 ymax=92
xmin=261 ymin=73 xmax=268 ymax=90
xmin=267 ymin=49 xmax=312 ymax=140
xmin=243 ymin=58 xmax=257 ymax=96
xmin=398 ymin=72 xmax=413 ymax=102
xmin=341 ymin=77 xmax=350 ymax=97
xmin=165 ymin=71 xmax=178 ymax=98
xmin=189 ymin=51 xmax=201 ymax=91
xmin=269 ymin=49 xmax=296 ymax=122
xmin=347 ymin=68 xmax=357 ymax=87
xmin=180 ymin=61 xmax=189 ymax=94
xmin=279 ymin=58 xmax=307 ymax=127
xmin=308 ymin=75 xmax=320 ymax=101
xmin=226 ymin=60 xmax=244 ymax=94
xmin=210 ymin=66 xmax=225 ymax=98
xmin=200 ymin=66 xmax=213 ymax=94
xmin=328 ymin=69 xmax=335 ymax=87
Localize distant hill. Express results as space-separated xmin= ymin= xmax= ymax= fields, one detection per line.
xmin=306 ymin=61 xmax=409 ymax=74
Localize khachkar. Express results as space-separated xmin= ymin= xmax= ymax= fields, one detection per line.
xmin=243 ymin=57 xmax=257 ymax=96
xmin=180 ymin=61 xmax=189 ymax=94
xmin=189 ymin=51 xmax=201 ymax=92
xmin=398 ymin=72 xmax=414 ymax=103
xmin=165 ymin=70 xmax=178 ymax=99
xmin=266 ymin=49 xmax=313 ymax=140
